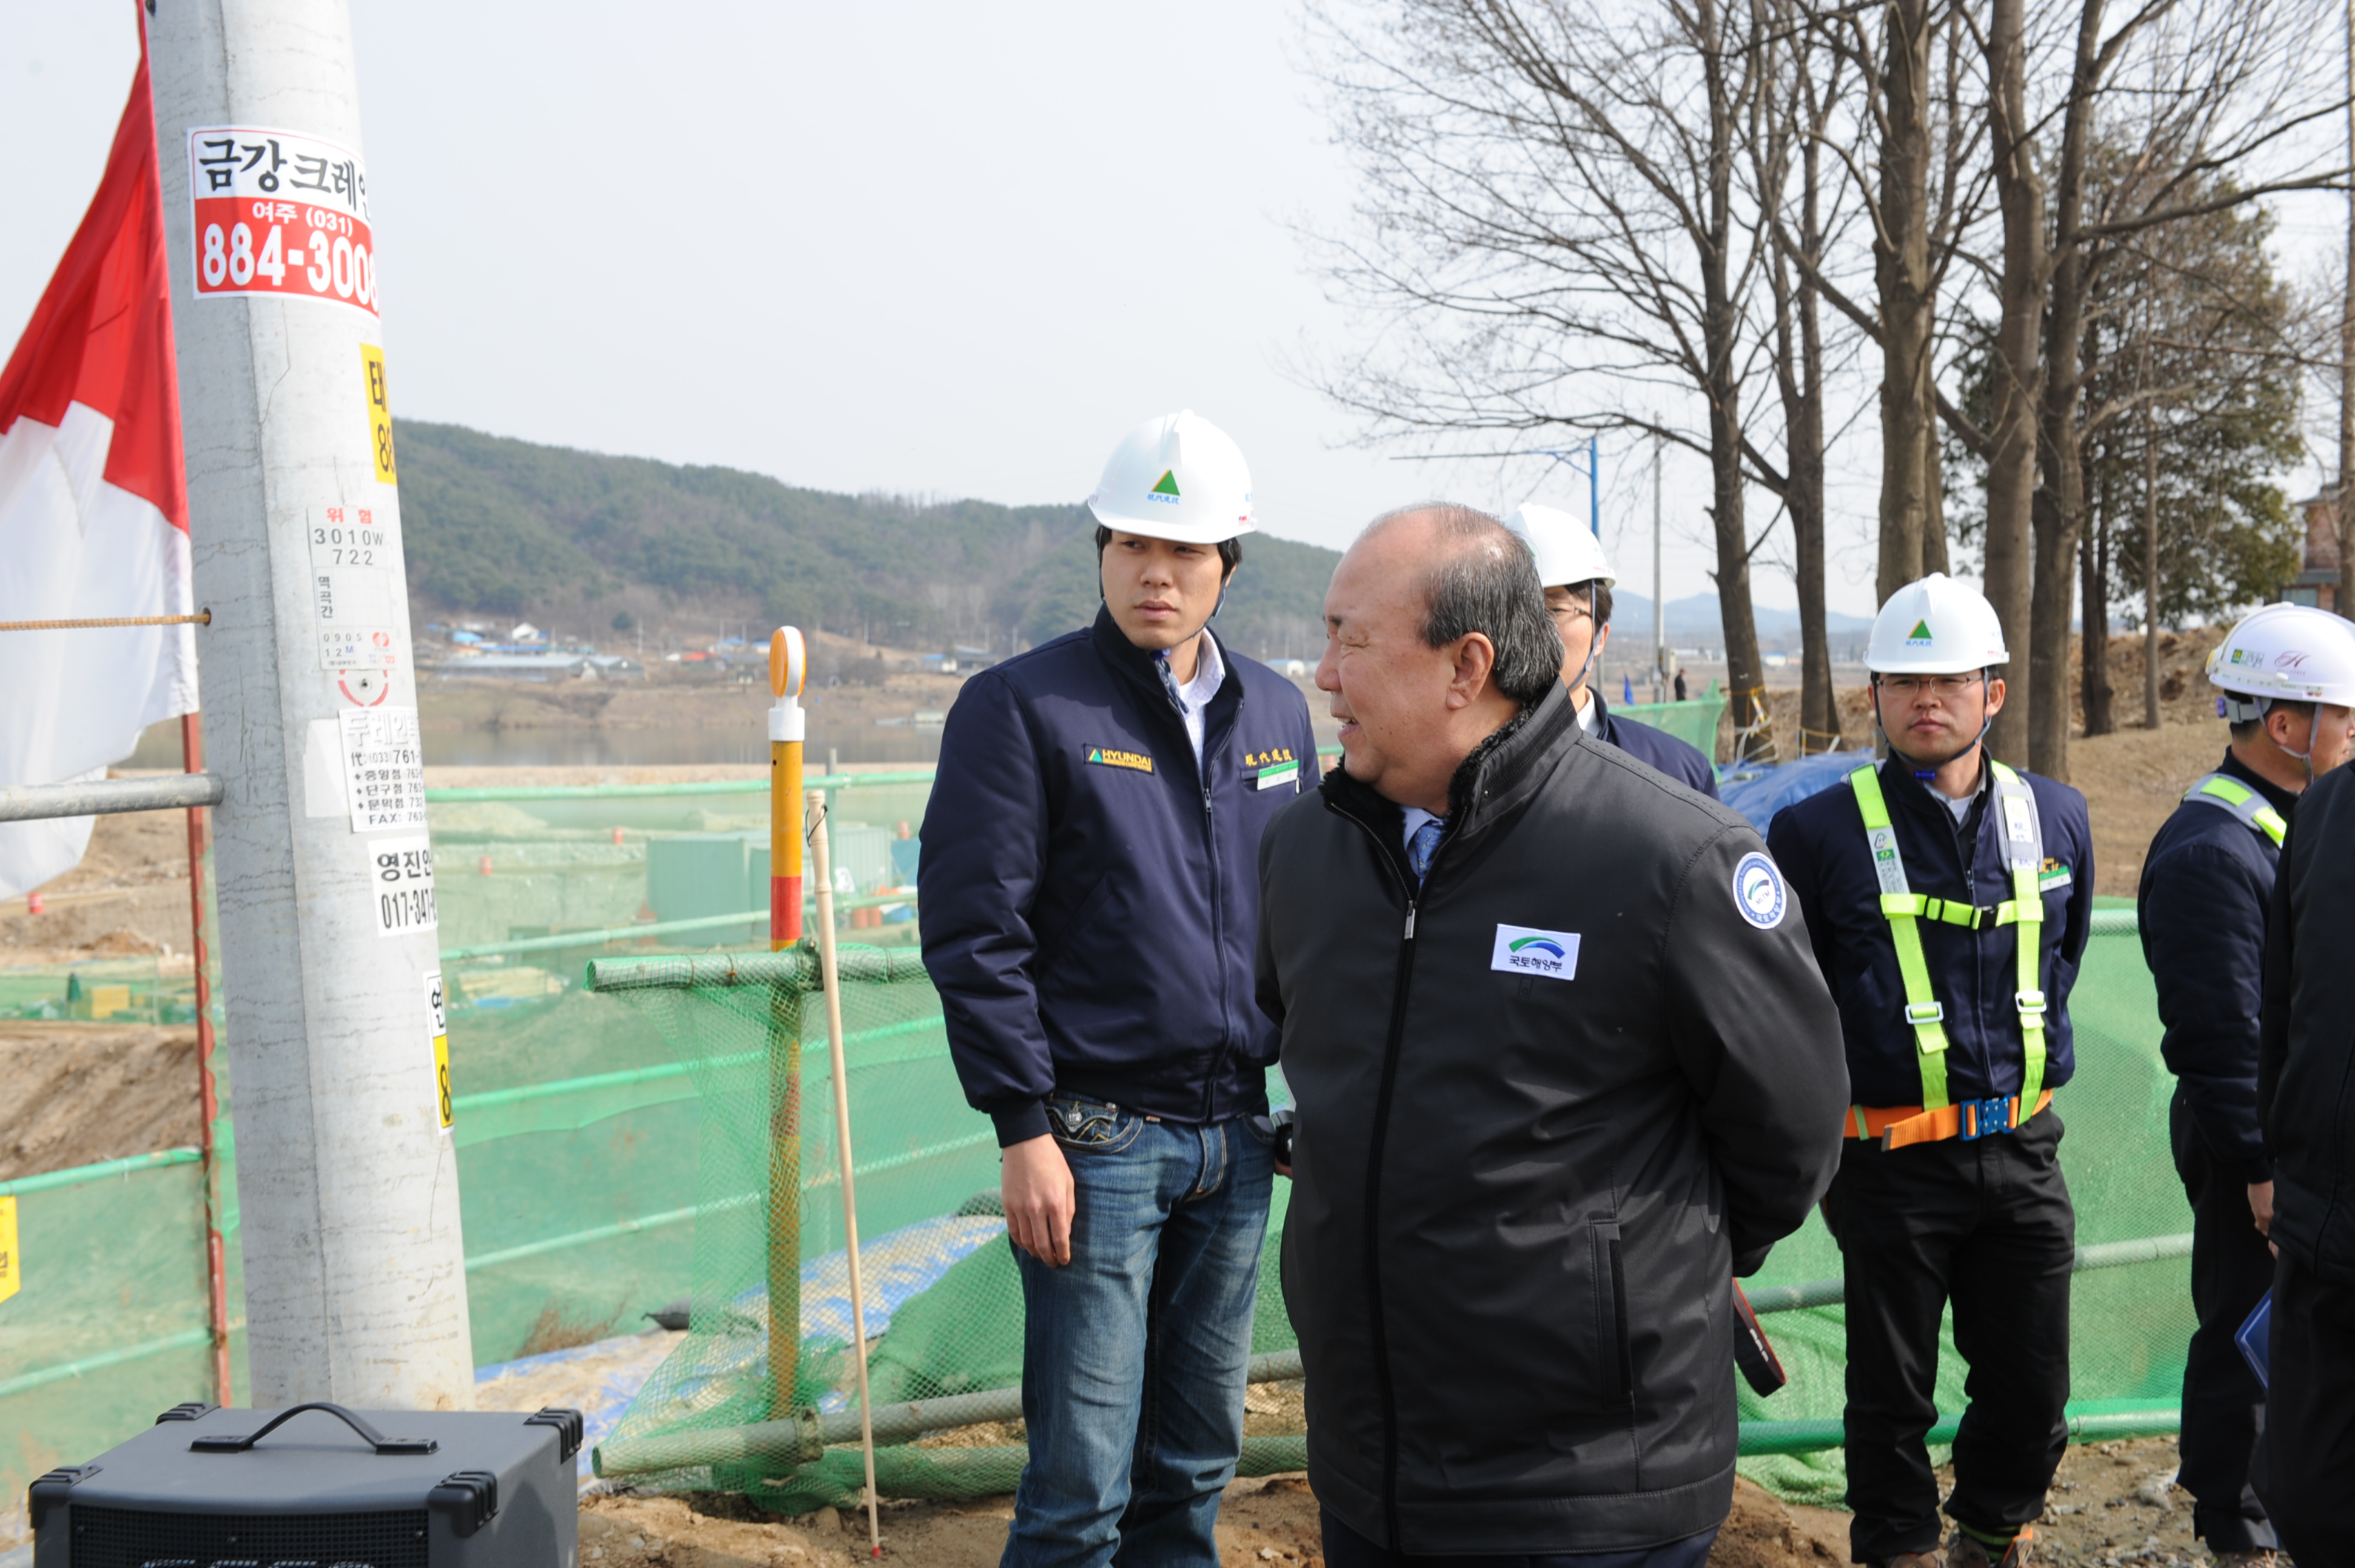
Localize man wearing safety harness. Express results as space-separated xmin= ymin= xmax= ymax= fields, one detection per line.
xmin=1500 ymin=504 xmax=1720 ymax=797
xmin=1767 ymin=573 xmax=2093 ymax=1568
xmin=2139 ymin=604 xmax=2355 ymax=1565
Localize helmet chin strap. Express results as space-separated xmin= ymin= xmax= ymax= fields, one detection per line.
xmin=2226 ymin=692 xmax=2314 ymax=783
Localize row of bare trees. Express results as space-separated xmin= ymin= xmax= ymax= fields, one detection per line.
xmin=1302 ymin=0 xmax=2343 ymax=775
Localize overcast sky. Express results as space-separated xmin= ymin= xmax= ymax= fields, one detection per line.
xmin=10 ymin=3 xmax=2343 ymax=623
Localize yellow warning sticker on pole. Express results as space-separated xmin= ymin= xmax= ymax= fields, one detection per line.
xmin=0 ymin=1194 xmax=18 ymax=1305
xmin=423 ymin=969 xmax=452 ymax=1132
xmin=361 ymin=343 xmax=397 ymax=484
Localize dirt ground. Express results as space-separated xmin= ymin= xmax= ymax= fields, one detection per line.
xmin=567 ymin=1434 xmax=2211 ymax=1568
xmin=577 ymin=1472 xmax=1847 ymax=1568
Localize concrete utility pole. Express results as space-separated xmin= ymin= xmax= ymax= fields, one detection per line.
xmin=149 ymin=0 xmax=473 ymax=1408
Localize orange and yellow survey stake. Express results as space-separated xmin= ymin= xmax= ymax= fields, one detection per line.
xmin=768 ymin=626 xmax=807 ymax=947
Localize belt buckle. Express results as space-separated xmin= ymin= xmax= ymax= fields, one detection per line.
xmin=1959 ymin=1095 xmax=2013 ymax=1140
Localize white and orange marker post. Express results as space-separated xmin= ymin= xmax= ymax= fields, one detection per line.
xmin=765 ymin=626 xmax=808 ymax=1420
xmin=769 ymin=627 xmax=807 ymax=948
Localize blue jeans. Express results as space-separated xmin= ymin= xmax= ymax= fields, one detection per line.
xmin=1002 ymin=1097 xmax=1275 ymax=1568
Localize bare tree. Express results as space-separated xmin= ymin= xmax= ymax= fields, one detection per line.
xmin=1299 ymin=0 xmax=1784 ymax=760
xmin=1749 ymin=0 xmax=1845 ymax=747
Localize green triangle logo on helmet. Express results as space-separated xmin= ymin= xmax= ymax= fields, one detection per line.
xmin=1150 ymin=470 xmax=1181 ymax=497
xmin=1906 ymin=620 xmax=1933 ymax=643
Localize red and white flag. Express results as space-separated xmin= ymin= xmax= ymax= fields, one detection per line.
xmin=0 ymin=37 xmax=200 ymax=900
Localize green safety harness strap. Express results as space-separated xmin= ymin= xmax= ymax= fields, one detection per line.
xmin=1846 ymin=762 xmax=2048 ymax=1118
xmin=2183 ymin=772 xmax=2288 ymax=848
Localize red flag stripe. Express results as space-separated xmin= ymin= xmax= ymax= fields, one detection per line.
xmin=0 ymin=30 xmax=187 ymax=533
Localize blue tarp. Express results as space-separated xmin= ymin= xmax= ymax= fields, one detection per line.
xmin=1720 ymin=751 xmax=1868 ymax=834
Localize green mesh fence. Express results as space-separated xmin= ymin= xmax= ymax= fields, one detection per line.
xmin=0 ymin=763 xmax=2189 ymax=1530
xmin=580 ymin=900 xmax=2189 ymax=1515
xmin=1615 ymin=683 xmax=1726 ymax=758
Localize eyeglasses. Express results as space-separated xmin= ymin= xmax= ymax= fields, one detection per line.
xmin=1547 ymin=603 xmax=1594 ymax=626
xmin=1875 ymin=673 xmax=1984 ymax=699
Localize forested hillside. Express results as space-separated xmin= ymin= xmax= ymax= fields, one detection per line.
xmin=395 ymin=422 xmax=1336 ymax=658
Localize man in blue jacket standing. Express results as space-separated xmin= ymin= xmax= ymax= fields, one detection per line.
xmin=1767 ymin=574 xmax=2093 ymax=1568
xmin=920 ymin=409 xmax=1319 ymax=1568
xmin=1500 ymin=504 xmax=1718 ymax=797
xmin=2141 ymin=604 xmax=2355 ymax=1564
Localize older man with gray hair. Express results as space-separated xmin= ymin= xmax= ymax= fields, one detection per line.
xmin=1256 ymin=504 xmax=1848 ymax=1567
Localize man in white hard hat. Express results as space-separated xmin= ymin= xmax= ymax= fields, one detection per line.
xmin=2144 ymin=606 xmax=2355 ymax=1562
xmin=921 ymin=410 xmax=1319 ymax=1568
xmin=1766 ymin=573 xmax=2094 ymax=1568
xmin=1501 ymin=504 xmax=1719 ymax=797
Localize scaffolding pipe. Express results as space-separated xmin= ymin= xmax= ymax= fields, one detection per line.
xmin=181 ymin=714 xmax=232 ymax=1407
xmin=0 ymin=773 xmax=223 ymax=822
xmin=593 ymin=1231 xmax=2198 ymax=1479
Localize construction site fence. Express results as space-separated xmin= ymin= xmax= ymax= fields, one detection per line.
xmin=1 ymin=727 xmax=2171 ymax=1524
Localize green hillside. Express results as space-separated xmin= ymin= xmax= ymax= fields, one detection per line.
xmin=394 ymin=422 xmax=1337 ymax=660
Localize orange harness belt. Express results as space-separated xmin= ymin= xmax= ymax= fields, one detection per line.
xmin=1848 ymin=1090 xmax=2053 ymax=1152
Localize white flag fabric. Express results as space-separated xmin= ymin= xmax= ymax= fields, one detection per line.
xmin=0 ymin=40 xmax=199 ymax=900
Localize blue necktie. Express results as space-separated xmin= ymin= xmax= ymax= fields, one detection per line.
xmin=1408 ymin=818 xmax=1445 ymax=884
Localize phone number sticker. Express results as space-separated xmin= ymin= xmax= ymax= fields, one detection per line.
xmin=188 ymin=126 xmax=378 ymax=316
xmin=341 ymin=706 xmax=428 ymax=832
xmin=370 ymin=834 xmax=436 ymax=937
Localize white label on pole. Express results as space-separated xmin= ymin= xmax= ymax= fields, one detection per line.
xmin=369 ymin=835 xmax=437 ymax=937
xmin=187 ymin=126 xmax=379 ymax=317
xmin=423 ymin=970 xmax=453 ymax=1133
xmin=341 ymin=706 xmax=428 ymax=831
xmin=301 ymin=717 xmax=348 ymax=817
xmin=310 ymin=505 xmax=400 ymax=670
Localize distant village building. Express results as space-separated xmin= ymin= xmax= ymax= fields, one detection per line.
xmin=2287 ymin=491 xmax=2342 ymax=612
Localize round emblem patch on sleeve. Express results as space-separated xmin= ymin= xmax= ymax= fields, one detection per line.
xmin=1732 ymin=851 xmax=1787 ymax=930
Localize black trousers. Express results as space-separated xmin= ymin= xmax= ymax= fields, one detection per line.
xmin=2260 ymin=1247 xmax=2355 ymax=1566
xmin=1319 ymin=1508 xmax=1717 ymax=1568
xmin=1824 ymin=1106 xmax=2074 ymax=1564
xmin=2169 ymin=1087 xmax=2277 ymax=1550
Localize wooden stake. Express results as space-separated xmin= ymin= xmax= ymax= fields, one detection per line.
xmin=809 ymin=791 xmax=882 ymax=1556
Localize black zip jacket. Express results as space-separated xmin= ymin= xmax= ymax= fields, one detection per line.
xmin=2141 ymin=748 xmax=2295 ymax=1186
xmin=1255 ymin=686 xmax=1848 ymax=1554
xmin=1766 ymin=755 xmax=2092 ymax=1108
xmin=2260 ymin=760 xmax=2355 ymax=1282
xmin=920 ymin=606 xmax=1318 ymax=1146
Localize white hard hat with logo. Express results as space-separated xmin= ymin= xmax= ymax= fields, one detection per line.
xmin=1501 ymin=504 xmax=1616 ymax=589
xmin=1867 ymin=573 xmax=2010 ymax=675
xmin=2206 ymin=603 xmax=2355 ymax=717
xmin=1087 ymin=410 xmax=1256 ymax=546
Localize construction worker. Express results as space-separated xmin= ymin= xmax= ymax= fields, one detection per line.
xmin=1766 ymin=573 xmax=2094 ymax=1568
xmin=2146 ymin=606 xmax=2355 ymax=1563
xmin=1501 ymin=504 xmax=1720 ymax=797
xmin=919 ymin=410 xmax=1319 ymax=1568
xmin=2257 ymin=666 xmax=2355 ymax=1561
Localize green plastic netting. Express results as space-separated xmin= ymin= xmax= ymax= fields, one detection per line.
xmin=0 ymin=762 xmax=2186 ymax=1530
xmin=582 ymin=904 xmax=2191 ymax=1514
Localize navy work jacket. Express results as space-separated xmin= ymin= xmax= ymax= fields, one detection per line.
xmin=1588 ymin=692 xmax=1720 ymax=799
xmin=919 ymin=606 xmax=1320 ymax=1147
xmin=2140 ymin=748 xmax=2294 ymax=1184
xmin=1766 ymin=754 xmax=2094 ymax=1108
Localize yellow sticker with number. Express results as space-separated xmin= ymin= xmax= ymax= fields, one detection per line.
xmin=0 ymin=1194 xmax=18 ymax=1305
xmin=361 ymin=343 xmax=397 ymax=484
xmin=424 ymin=969 xmax=453 ymax=1132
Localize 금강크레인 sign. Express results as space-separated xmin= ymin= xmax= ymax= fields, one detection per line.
xmin=187 ymin=126 xmax=378 ymax=316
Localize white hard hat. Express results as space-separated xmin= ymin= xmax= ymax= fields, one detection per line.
xmin=1086 ymin=410 xmax=1256 ymax=546
xmin=2206 ymin=604 xmax=2355 ymax=714
xmin=1867 ymin=572 xmax=2009 ymax=675
xmin=1500 ymin=504 xmax=1616 ymax=589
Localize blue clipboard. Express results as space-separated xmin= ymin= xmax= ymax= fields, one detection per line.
xmin=2238 ymin=1291 xmax=2271 ymax=1390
